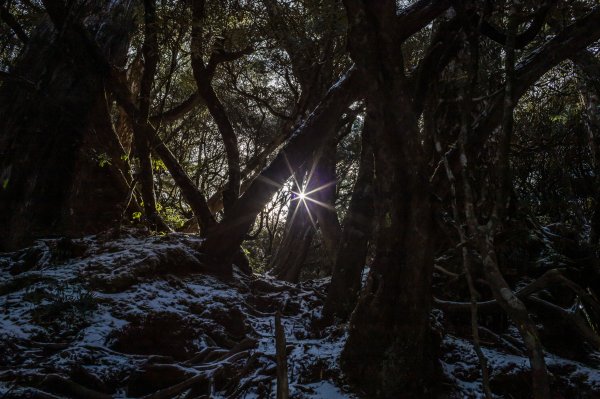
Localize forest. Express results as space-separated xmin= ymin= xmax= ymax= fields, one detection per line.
xmin=1 ymin=0 xmax=600 ymax=398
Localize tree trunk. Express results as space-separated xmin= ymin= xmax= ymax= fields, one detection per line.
xmin=269 ymin=136 xmax=340 ymax=282
xmin=275 ymin=312 xmax=289 ymax=399
xmin=340 ymin=94 xmax=436 ymax=397
xmin=0 ymin=1 xmax=136 ymax=250
xmin=191 ymin=0 xmax=240 ymax=215
xmin=310 ymin=136 xmax=342 ymax=267
xmin=340 ymin=2 xmax=437 ymax=396
xmin=322 ymin=110 xmax=374 ymax=322
xmin=259 ymin=1 xmax=343 ymax=279
xmin=269 ymin=165 xmax=315 ymax=283
xmin=573 ymin=52 xmax=600 ymax=245
xmin=134 ymin=0 xmax=170 ymax=232
xmin=200 ymin=67 xmax=361 ymax=262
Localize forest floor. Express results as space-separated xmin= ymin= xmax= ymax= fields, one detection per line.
xmin=0 ymin=229 xmax=599 ymax=398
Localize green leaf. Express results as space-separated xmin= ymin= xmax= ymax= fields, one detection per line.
xmin=96 ymin=152 xmax=112 ymax=168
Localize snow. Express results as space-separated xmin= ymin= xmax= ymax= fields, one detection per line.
xmin=0 ymin=231 xmax=354 ymax=398
xmin=2 ymin=230 xmax=599 ymax=398
xmin=441 ymin=334 xmax=600 ymax=398
xmin=295 ymin=381 xmax=350 ymax=398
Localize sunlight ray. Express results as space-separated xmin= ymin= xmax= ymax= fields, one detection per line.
xmin=287 ymin=192 xmax=304 ymax=229
xmin=302 ymin=195 xmax=337 ymax=212
xmin=303 ymin=155 xmax=321 ymax=194
xmin=301 ymin=197 xmax=319 ymax=230
xmin=302 ymin=180 xmax=337 ymax=197
xmin=256 ymin=174 xmax=285 ymax=189
xmin=283 ymin=152 xmax=303 ymax=192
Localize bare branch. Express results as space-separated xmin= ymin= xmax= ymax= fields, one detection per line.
xmin=479 ymin=0 xmax=557 ymax=49
xmin=0 ymin=0 xmax=29 ymax=43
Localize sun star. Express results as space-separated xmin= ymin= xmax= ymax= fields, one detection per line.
xmin=282 ymin=154 xmax=338 ymax=231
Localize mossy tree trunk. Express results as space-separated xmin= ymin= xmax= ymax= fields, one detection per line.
xmin=0 ymin=1 xmax=136 ymax=250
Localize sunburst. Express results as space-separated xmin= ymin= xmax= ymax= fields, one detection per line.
xmin=283 ymin=153 xmax=336 ymax=231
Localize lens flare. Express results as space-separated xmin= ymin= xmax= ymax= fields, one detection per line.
xmin=283 ymin=153 xmax=337 ymax=231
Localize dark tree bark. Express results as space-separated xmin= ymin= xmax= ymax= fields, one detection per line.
xmin=0 ymin=0 xmax=29 ymax=43
xmin=116 ymin=95 xmax=217 ymax=234
xmin=339 ymin=1 xmax=442 ymax=396
xmin=573 ymin=51 xmax=600 ymax=245
xmin=322 ymin=110 xmax=374 ymax=322
xmin=0 ymin=1 xmax=136 ymax=250
xmin=310 ymin=136 xmax=342 ymax=266
xmin=38 ymin=0 xmax=218 ymax=237
xmin=206 ymin=129 xmax=293 ymax=214
xmin=340 ymin=97 xmax=436 ymax=397
xmin=275 ymin=312 xmax=289 ymax=399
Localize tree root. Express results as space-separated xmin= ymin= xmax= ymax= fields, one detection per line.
xmin=478 ymin=326 xmax=525 ymax=356
xmin=435 ymin=268 xmax=600 ymax=349
xmin=37 ymin=374 xmax=111 ymax=399
xmin=141 ymin=373 xmax=208 ymax=399
xmin=526 ymin=296 xmax=600 ymax=350
xmin=435 ymin=268 xmax=600 ymax=314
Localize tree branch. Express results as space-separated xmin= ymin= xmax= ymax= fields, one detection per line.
xmin=191 ymin=0 xmax=240 ymax=214
xmin=149 ymin=33 xmax=251 ymax=126
xmin=134 ymin=0 xmax=170 ymax=232
xmin=515 ymin=6 xmax=600 ymax=98
xmin=0 ymin=0 xmax=29 ymax=43
xmin=41 ymin=0 xmax=216 ymax=232
xmin=396 ymin=0 xmax=451 ymax=42
xmin=479 ymin=0 xmax=557 ymax=49
xmin=201 ymin=66 xmax=363 ymax=260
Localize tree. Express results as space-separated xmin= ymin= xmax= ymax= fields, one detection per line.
xmin=3 ymin=1 xmax=600 ymax=397
xmin=0 ymin=0 xmax=137 ymax=250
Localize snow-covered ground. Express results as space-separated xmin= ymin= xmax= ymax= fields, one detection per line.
xmin=441 ymin=334 xmax=600 ymax=398
xmin=0 ymin=230 xmax=353 ymax=398
xmin=1 ymin=230 xmax=599 ymax=398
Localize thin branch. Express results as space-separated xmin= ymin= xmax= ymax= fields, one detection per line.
xmin=190 ymin=0 xmax=240 ymax=214
xmin=41 ymin=0 xmax=217 ymax=233
xmin=479 ymin=0 xmax=557 ymax=49
xmin=201 ymin=66 xmax=362 ymax=259
xmin=0 ymin=1 xmax=29 ymax=43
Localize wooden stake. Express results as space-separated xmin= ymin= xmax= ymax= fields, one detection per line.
xmin=275 ymin=311 xmax=289 ymax=399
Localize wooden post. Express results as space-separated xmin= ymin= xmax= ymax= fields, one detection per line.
xmin=275 ymin=311 xmax=289 ymax=399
